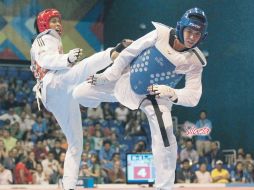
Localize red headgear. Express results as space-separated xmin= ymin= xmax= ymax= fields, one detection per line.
xmin=37 ymin=8 xmax=62 ymax=33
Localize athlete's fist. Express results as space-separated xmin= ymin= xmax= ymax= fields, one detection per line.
xmin=67 ymin=48 xmax=83 ymax=65
xmin=87 ymin=73 xmax=110 ymax=86
xmin=147 ymin=84 xmax=178 ymax=102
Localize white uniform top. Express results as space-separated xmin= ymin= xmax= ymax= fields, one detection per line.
xmin=102 ymin=22 xmax=206 ymax=110
xmin=30 ymin=29 xmax=70 ymax=107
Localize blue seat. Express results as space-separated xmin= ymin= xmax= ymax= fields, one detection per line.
xmin=7 ymin=67 xmax=19 ymax=78
xmin=19 ymin=70 xmax=33 ymax=80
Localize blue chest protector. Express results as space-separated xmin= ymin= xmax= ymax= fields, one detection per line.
xmin=130 ymin=46 xmax=183 ymax=95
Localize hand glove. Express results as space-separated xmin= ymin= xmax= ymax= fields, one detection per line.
xmin=87 ymin=73 xmax=110 ymax=86
xmin=147 ymin=84 xmax=178 ymax=102
xmin=67 ymin=48 xmax=83 ymax=65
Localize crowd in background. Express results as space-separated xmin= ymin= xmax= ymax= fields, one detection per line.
xmin=0 ymin=68 xmax=254 ymax=185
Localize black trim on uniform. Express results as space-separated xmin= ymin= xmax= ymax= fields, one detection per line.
xmin=96 ymin=63 xmax=113 ymax=74
xmin=146 ymin=95 xmax=170 ymax=147
xmin=192 ymin=49 xmax=205 ymax=66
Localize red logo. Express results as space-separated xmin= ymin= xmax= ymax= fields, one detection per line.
xmin=183 ymin=121 xmax=211 ymax=138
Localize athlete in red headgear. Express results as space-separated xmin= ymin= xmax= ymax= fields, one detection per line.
xmin=30 ymin=8 xmax=132 ymax=190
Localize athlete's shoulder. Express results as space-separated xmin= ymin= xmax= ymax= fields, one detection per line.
xmin=191 ymin=47 xmax=207 ymax=67
xmin=32 ymin=29 xmax=60 ymax=48
xmin=151 ymin=21 xmax=174 ymax=33
xmin=35 ymin=29 xmax=60 ymax=41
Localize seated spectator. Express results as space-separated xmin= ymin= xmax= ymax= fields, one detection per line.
xmin=195 ymin=163 xmax=212 ymax=183
xmin=230 ymin=161 xmax=248 ymax=183
xmin=115 ymin=104 xmax=129 ymax=124
xmin=235 ymin=148 xmax=245 ymax=164
xmin=25 ymin=151 xmax=37 ymax=172
xmin=32 ymin=162 xmax=49 ymax=184
xmin=87 ymin=106 xmax=104 ymax=121
xmin=195 ymin=110 xmax=212 ymax=157
xmin=2 ymin=148 xmax=16 ymax=171
xmin=245 ymin=153 xmax=254 ymax=166
xmin=176 ymin=159 xmax=197 ymax=183
xmin=107 ymin=159 xmax=125 ymax=183
xmin=19 ymin=111 xmax=34 ymax=133
xmin=41 ymin=152 xmax=60 ymax=184
xmin=133 ymin=140 xmax=147 ymax=153
xmin=99 ymin=139 xmax=115 ymax=166
xmin=92 ymin=129 xmax=103 ymax=153
xmin=0 ymin=139 xmax=7 ymax=163
xmin=80 ymin=153 xmax=103 ymax=184
xmin=50 ymin=139 xmax=65 ymax=162
xmin=0 ymin=128 xmax=17 ymax=152
xmin=211 ymin=160 xmax=229 ymax=183
xmin=125 ymin=119 xmax=145 ymax=137
xmin=0 ymin=162 xmax=13 ymax=184
xmin=246 ymin=163 xmax=254 ymax=183
xmin=180 ymin=139 xmax=199 ymax=165
xmin=102 ymin=103 xmax=114 ymax=120
xmin=205 ymin=141 xmax=224 ymax=167
xmin=0 ymin=107 xmax=21 ymax=125
xmin=31 ymin=115 xmax=47 ymax=143
xmin=33 ymin=140 xmax=48 ymax=162
xmin=14 ymin=156 xmax=33 ymax=184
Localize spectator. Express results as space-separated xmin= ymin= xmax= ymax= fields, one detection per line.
xmin=41 ymin=152 xmax=60 ymax=184
xmin=33 ymin=140 xmax=48 ymax=162
xmin=50 ymin=139 xmax=65 ymax=162
xmin=0 ymin=128 xmax=17 ymax=152
xmin=133 ymin=140 xmax=147 ymax=153
xmin=246 ymin=163 xmax=254 ymax=183
xmin=32 ymin=162 xmax=49 ymax=184
xmin=92 ymin=129 xmax=103 ymax=153
xmin=195 ymin=110 xmax=212 ymax=157
xmin=125 ymin=119 xmax=145 ymax=137
xmin=99 ymin=139 xmax=115 ymax=166
xmin=211 ymin=160 xmax=229 ymax=183
xmin=0 ymin=108 xmax=21 ymax=125
xmin=195 ymin=163 xmax=212 ymax=183
xmin=14 ymin=156 xmax=33 ymax=184
xmin=31 ymin=115 xmax=47 ymax=143
xmin=176 ymin=159 xmax=197 ymax=183
xmin=19 ymin=111 xmax=34 ymax=133
xmin=25 ymin=151 xmax=37 ymax=172
xmin=80 ymin=153 xmax=103 ymax=184
xmin=57 ymin=152 xmax=66 ymax=179
xmin=115 ymin=105 xmax=129 ymax=124
xmin=0 ymin=162 xmax=13 ymax=184
xmin=180 ymin=139 xmax=199 ymax=165
xmin=0 ymin=139 xmax=7 ymax=163
xmin=107 ymin=159 xmax=125 ymax=183
xmin=245 ymin=153 xmax=254 ymax=166
xmin=2 ymin=148 xmax=17 ymax=171
xmin=87 ymin=106 xmax=104 ymax=121
xmin=205 ymin=141 xmax=224 ymax=167
xmin=102 ymin=103 xmax=114 ymax=120
xmin=1 ymin=93 xmax=20 ymax=110
xmin=230 ymin=161 xmax=248 ymax=183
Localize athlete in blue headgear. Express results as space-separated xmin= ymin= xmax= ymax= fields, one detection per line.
xmin=73 ymin=7 xmax=208 ymax=190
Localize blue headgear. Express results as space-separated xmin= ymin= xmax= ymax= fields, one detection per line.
xmin=176 ymin=7 xmax=208 ymax=47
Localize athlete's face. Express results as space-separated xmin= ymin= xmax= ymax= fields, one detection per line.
xmin=49 ymin=16 xmax=62 ymax=36
xmin=183 ymin=27 xmax=201 ymax=48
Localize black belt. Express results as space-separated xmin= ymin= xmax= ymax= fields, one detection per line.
xmin=146 ymin=95 xmax=170 ymax=147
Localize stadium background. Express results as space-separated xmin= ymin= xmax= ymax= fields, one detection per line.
xmin=0 ymin=0 xmax=253 ymax=153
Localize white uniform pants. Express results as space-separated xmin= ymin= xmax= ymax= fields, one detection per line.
xmin=141 ymin=99 xmax=177 ymax=190
xmin=72 ymin=78 xmax=177 ymax=190
xmin=41 ymin=49 xmax=112 ymax=190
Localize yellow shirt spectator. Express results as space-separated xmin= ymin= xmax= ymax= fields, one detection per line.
xmin=211 ymin=160 xmax=229 ymax=183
